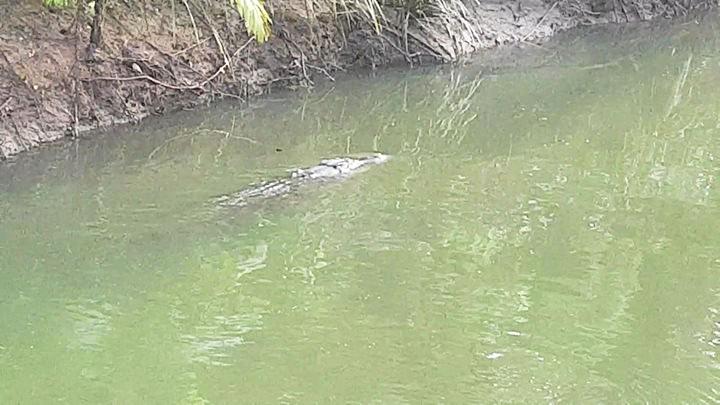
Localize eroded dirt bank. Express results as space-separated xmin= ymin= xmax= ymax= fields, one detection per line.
xmin=0 ymin=0 xmax=716 ymax=158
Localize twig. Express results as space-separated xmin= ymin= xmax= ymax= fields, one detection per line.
xmin=171 ymin=0 xmax=177 ymax=45
xmin=380 ymin=32 xmax=421 ymax=63
xmin=618 ymin=0 xmax=631 ymax=22
xmin=73 ymin=100 xmax=80 ymax=138
xmin=208 ymin=24 xmax=230 ymax=67
xmin=72 ymin=0 xmax=83 ymax=138
xmin=277 ymin=29 xmax=312 ymax=86
xmin=0 ymin=97 xmax=11 ymax=111
xmin=307 ymin=64 xmax=335 ymax=81
xmin=221 ymin=0 xmax=235 ymax=42
xmin=403 ymin=10 xmax=412 ymax=67
xmin=105 ymin=13 xmax=206 ymax=80
xmin=522 ymin=1 xmax=558 ymax=41
xmin=325 ymin=61 xmax=346 ymax=72
xmin=612 ymin=0 xmax=619 ymax=23
xmin=181 ymin=0 xmax=201 ymax=45
xmin=216 ymin=91 xmax=244 ymax=100
xmin=385 ymin=25 xmax=443 ymax=60
xmin=290 ymin=48 xmax=313 ymax=86
xmin=266 ymin=76 xmax=297 ymax=84
xmin=10 ymin=118 xmax=32 ymax=151
xmin=195 ymin=0 xmax=232 ymax=79
xmin=85 ymin=38 xmax=254 ymax=90
xmin=170 ymin=37 xmax=211 ymax=57
xmin=196 ymin=38 xmax=253 ymax=87
xmin=85 ymin=74 xmax=198 ymax=90
xmin=141 ymin=0 xmax=149 ymax=31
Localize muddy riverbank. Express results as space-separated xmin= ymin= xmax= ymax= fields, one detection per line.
xmin=0 ymin=0 xmax=715 ymax=158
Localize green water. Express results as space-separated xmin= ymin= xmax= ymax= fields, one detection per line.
xmin=2 ymin=14 xmax=720 ymax=404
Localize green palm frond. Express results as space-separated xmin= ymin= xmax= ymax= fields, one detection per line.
xmin=229 ymin=0 xmax=272 ymax=43
xmin=43 ymin=0 xmax=71 ymax=7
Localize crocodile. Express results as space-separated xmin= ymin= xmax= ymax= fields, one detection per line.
xmin=212 ymin=152 xmax=391 ymax=207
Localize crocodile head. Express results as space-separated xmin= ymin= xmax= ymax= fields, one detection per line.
xmin=318 ymin=153 xmax=391 ymax=177
xmin=292 ymin=153 xmax=391 ymax=179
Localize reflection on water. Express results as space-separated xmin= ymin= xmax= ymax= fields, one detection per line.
xmin=180 ymin=313 xmax=263 ymax=367
xmin=1 ymin=11 xmax=720 ymax=404
xmin=65 ymin=300 xmax=117 ymax=352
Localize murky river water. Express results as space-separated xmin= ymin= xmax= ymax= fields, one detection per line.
xmin=2 ymin=13 xmax=720 ymax=404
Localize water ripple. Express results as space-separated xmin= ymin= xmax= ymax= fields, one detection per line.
xmin=65 ymin=299 xmax=117 ymax=352
xmin=180 ymin=313 xmax=263 ymax=367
